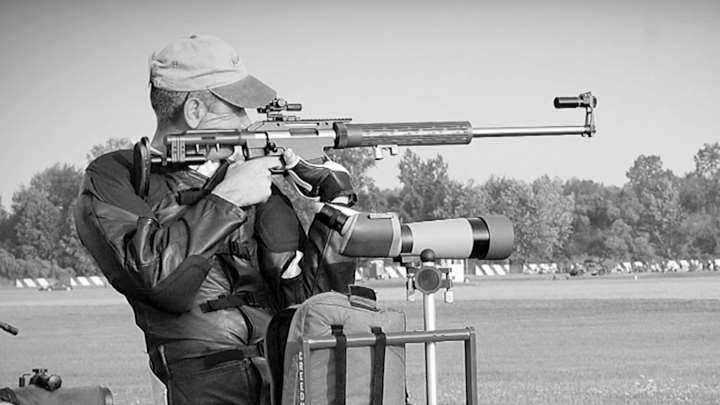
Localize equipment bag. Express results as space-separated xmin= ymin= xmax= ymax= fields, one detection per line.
xmin=266 ymin=287 xmax=406 ymax=405
xmin=0 ymin=386 xmax=112 ymax=405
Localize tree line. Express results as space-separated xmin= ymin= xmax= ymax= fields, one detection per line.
xmin=329 ymin=143 xmax=720 ymax=267
xmin=0 ymin=140 xmax=718 ymax=280
xmin=0 ymin=139 xmax=133 ymax=281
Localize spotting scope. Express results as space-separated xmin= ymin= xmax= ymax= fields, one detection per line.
xmin=317 ymin=205 xmax=514 ymax=260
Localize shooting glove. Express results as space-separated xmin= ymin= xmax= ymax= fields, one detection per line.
xmin=283 ymin=151 xmax=357 ymax=206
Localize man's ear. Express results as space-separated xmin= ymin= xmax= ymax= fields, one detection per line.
xmin=183 ymin=97 xmax=208 ymax=129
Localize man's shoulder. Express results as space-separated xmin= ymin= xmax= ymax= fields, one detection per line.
xmin=87 ymin=149 xmax=134 ymax=175
xmin=80 ymin=148 xmax=157 ymax=217
xmin=82 ymin=149 xmax=136 ymax=200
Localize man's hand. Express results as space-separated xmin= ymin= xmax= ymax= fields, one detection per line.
xmin=282 ymin=149 xmax=357 ymax=206
xmin=212 ymin=157 xmax=282 ymax=207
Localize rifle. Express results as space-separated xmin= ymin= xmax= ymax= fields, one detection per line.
xmin=132 ymin=92 xmax=596 ymax=195
xmin=146 ymin=91 xmax=595 ymax=163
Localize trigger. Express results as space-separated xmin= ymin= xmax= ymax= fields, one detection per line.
xmin=269 ymin=151 xmax=288 ymax=175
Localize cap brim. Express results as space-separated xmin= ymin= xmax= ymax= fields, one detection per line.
xmin=209 ymin=75 xmax=276 ymax=108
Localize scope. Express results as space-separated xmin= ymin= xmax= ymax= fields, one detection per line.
xmin=318 ymin=206 xmax=514 ymax=260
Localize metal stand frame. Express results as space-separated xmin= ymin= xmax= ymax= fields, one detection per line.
xmin=424 ymin=292 xmax=438 ymax=404
xmin=300 ymin=251 xmax=479 ymax=405
xmin=404 ymin=252 xmax=462 ymax=405
xmin=301 ymin=328 xmax=477 ymax=405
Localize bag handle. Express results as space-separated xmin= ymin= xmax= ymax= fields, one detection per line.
xmin=347 ymin=285 xmax=379 ymax=312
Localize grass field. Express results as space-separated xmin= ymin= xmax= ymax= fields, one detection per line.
xmin=1 ymin=274 xmax=719 ymax=404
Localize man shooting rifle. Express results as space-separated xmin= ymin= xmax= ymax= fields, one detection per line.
xmin=74 ymin=35 xmax=358 ymax=405
xmin=75 ymin=34 xmax=596 ymax=405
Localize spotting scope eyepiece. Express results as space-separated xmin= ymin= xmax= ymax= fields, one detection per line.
xmin=553 ymin=92 xmax=597 ymax=109
xmin=318 ymin=205 xmax=514 ymax=260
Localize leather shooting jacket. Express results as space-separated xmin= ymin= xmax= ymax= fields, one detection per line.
xmin=74 ymin=150 xmax=356 ymax=371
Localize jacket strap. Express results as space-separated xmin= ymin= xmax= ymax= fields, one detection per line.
xmin=203 ymin=346 xmax=263 ymax=368
xmin=200 ymin=291 xmax=270 ymax=312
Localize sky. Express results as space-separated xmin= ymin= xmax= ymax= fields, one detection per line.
xmin=0 ymin=0 xmax=718 ymax=211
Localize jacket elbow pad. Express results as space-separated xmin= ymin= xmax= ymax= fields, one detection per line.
xmin=142 ymin=255 xmax=213 ymax=314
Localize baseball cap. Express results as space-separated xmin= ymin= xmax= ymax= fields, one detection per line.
xmin=149 ymin=34 xmax=276 ymax=108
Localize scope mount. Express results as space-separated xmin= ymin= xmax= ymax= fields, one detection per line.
xmin=257 ymin=98 xmax=303 ymax=121
xmin=397 ymin=251 xmax=455 ymax=303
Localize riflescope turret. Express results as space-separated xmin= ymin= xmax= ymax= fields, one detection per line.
xmin=318 ymin=205 xmax=514 ymax=260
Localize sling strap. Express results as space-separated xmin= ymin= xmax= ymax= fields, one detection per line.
xmin=216 ymin=240 xmax=254 ymax=260
xmin=370 ymin=326 xmax=387 ymax=405
xmin=331 ymin=324 xmax=347 ymax=405
xmin=132 ymin=137 xmax=231 ymax=203
xmin=176 ymin=160 xmax=230 ymax=205
xmin=199 ymin=291 xmax=270 ymax=312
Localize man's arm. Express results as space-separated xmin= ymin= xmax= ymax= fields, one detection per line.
xmin=254 ymin=187 xmax=358 ymax=307
xmin=253 ymin=154 xmax=360 ymax=307
xmin=74 ymin=152 xmax=252 ymax=313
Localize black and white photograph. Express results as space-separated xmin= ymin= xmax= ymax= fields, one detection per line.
xmin=0 ymin=0 xmax=719 ymax=404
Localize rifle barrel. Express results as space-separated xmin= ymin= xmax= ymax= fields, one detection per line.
xmin=472 ymin=125 xmax=592 ymax=137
